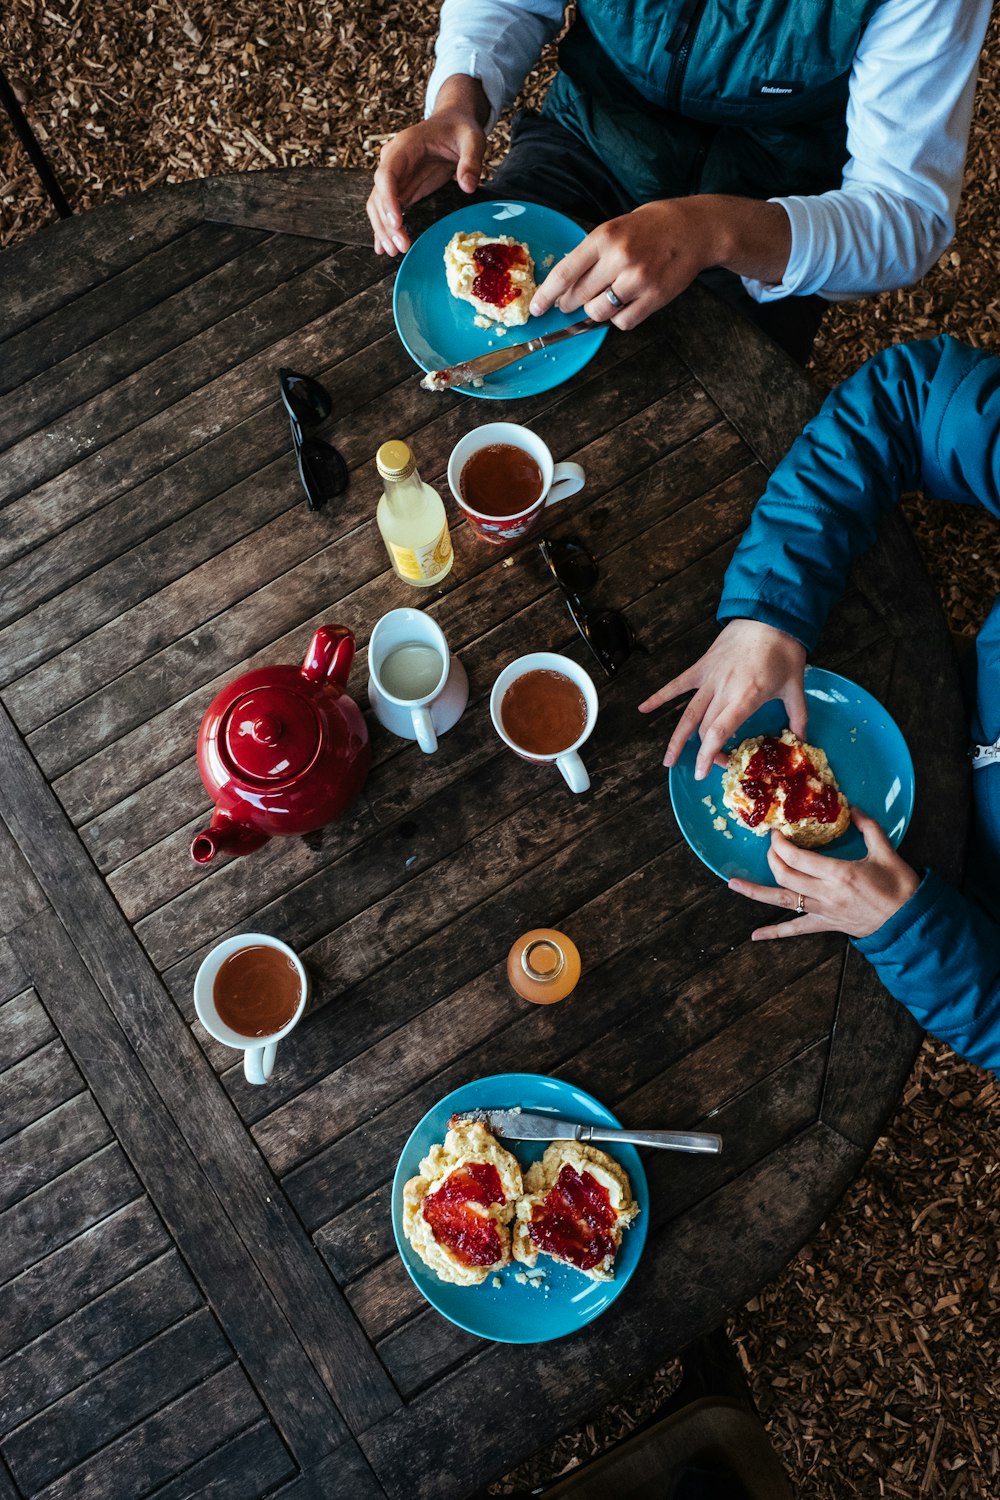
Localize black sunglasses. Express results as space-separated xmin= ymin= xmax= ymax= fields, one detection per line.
xmin=278 ymin=368 xmax=349 ymax=511
xmin=538 ymin=536 xmax=636 ymax=677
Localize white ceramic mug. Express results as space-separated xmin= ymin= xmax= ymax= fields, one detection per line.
xmin=447 ymin=422 xmax=586 ymax=545
xmin=490 ymin=652 xmax=598 ymax=794
xmin=194 ymin=934 xmax=308 ymax=1085
xmin=368 ymin=607 xmax=469 ymax=754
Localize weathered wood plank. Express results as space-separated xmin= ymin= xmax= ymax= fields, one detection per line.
xmin=0 ymin=1092 xmax=113 ymax=1213
xmin=0 ymin=813 xmax=48 ymax=931
xmin=0 ymin=1038 xmax=83 ymax=1144
xmin=0 ymin=1250 xmax=201 ymax=1433
xmin=0 ymin=1143 xmax=141 ymax=1287
xmin=0 ymin=941 xmax=27 ymax=1005
xmin=0 ymin=986 xmax=54 ymax=1070
xmin=661 ymin=279 xmax=824 ymax=471
xmin=203 ymin=165 xmax=375 ymax=244
xmin=139 ymin=1421 xmax=296 ymax=1500
xmin=30 ymin=1362 xmax=263 ymax=1500
xmin=0 ymin=179 xmax=205 ymax=343
xmin=0 ymin=1197 xmax=171 ymax=1363
xmin=265 ymin=1446 xmax=386 ymax=1500
xmin=1 ymin=1308 xmax=233 ymax=1494
xmin=0 ymin=221 xmax=266 ymax=415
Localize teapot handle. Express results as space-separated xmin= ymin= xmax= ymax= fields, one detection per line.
xmin=301 ymin=626 xmax=356 ymax=689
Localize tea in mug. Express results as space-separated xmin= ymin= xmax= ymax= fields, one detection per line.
xmin=379 ymin=641 xmax=444 ymax=700
xmin=460 ymin=443 xmax=544 ymax=517
xmin=213 ymin=945 xmax=302 ymax=1038
xmin=501 ymin=669 xmax=588 ymax=755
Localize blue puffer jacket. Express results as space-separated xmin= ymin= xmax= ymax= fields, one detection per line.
xmin=718 ymin=335 xmax=1000 ymax=1075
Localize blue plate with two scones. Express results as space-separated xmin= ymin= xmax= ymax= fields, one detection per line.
xmin=391 ymin=1073 xmax=648 ymax=1343
xmin=392 ymin=201 xmax=608 ymax=399
xmin=668 ymin=666 xmax=915 ymax=884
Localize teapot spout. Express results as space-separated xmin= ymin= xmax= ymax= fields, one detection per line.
xmin=191 ymin=816 xmax=270 ymax=864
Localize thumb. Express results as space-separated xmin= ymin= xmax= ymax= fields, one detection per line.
xmin=784 ymin=675 xmax=808 ymax=741
xmin=455 ymin=130 xmax=485 ymax=193
xmin=853 ymin=806 xmax=892 ymax=856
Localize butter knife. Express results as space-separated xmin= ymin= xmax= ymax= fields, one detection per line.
xmin=420 ymin=318 xmax=600 ymax=391
xmin=451 ymin=1108 xmax=722 ymax=1155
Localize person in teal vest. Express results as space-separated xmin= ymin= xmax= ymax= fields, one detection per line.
xmin=366 ymin=0 xmax=989 ymax=361
xmin=640 ymin=335 xmax=1000 ymax=1075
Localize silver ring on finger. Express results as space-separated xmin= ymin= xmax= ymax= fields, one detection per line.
xmin=794 ymin=893 xmax=806 ymax=916
xmin=605 ymin=286 xmax=624 ymax=309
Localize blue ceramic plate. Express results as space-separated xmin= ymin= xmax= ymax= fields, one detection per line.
xmin=668 ymin=666 xmax=915 ymax=884
xmin=391 ymin=1072 xmax=649 ymax=1342
xmin=392 ymin=201 xmax=607 ymax=399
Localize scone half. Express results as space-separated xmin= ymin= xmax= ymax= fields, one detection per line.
xmin=722 ymin=728 xmax=850 ymax=849
xmin=443 ymin=231 xmax=536 ymax=328
xmin=512 ymin=1142 xmax=639 ymax=1282
xmin=403 ymin=1120 xmax=523 ymax=1287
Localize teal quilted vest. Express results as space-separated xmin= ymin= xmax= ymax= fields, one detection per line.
xmin=542 ymin=0 xmax=884 ymax=205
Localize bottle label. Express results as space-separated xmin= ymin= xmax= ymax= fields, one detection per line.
xmin=389 ymin=523 xmax=453 ymax=582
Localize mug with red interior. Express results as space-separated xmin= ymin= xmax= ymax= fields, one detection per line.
xmin=447 ymin=422 xmax=585 ymax=545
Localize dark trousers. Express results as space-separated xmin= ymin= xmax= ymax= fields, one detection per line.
xmin=485 ymin=111 xmax=825 ymax=367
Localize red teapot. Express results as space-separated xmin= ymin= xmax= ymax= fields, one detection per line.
xmin=191 ymin=625 xmax=370 ymax=864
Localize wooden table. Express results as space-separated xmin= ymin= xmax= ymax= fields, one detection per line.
xmin=0 ymin=168 xmax=967 ymax=1500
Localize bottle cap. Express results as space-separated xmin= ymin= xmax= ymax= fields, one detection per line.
xmin=376 ymin=440 xmax=416 ymax=482
xmin=507 ymin=929 xmax=581 ymax=1005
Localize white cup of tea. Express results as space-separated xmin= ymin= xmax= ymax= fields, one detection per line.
xmin=490 ymin=652 xmax=598 ymax=794
xmin=194 ymin=934 xmax=309 ymax=1085
xmin=448 ymin=422 xmax=585 ymax=546
xmin=367 ymin=607 xmax=469 ymax=754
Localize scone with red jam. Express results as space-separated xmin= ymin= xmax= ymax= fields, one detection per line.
xmin=512 ymin=1142 xmax=639 ymax=1282
xmin=722 ymin=728 xmax=850 ymax=848
xmin=403 ymin=1120 xmax=523 ymax=1287
xmin=443 ymin=231 xmax=536 ymax=328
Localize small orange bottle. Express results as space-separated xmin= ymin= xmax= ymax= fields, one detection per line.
xmin=507 ymin=929 xmax=581 ymax=1005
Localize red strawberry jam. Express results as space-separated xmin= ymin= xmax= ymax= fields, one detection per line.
xmin=740 ymin=736 xmax=842 ymax=828
xmin=471 ymin=240 xmax=527 ymax=310
xmin=422 ymin=1162 xmax=505 ymax=1268
xmin=528 ymin=1164 xmax=618 ymax=1272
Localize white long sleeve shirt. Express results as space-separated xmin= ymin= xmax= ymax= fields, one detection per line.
xmin=425 ymin=0 xmax=990 ymax=303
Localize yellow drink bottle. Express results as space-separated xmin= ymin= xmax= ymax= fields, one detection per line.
xmin=375 ymin=440 xmax=454 ymax=587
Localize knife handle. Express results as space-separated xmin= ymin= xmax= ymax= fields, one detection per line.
xmin=580 ymin=1126 xmax=722 ymax=1155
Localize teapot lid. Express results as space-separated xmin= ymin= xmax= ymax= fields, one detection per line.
xmin=221 ymin=686 xmax=321 ymax=783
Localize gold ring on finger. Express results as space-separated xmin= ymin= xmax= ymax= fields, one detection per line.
xmin=794 ymin=893 xmax=806 ymax=916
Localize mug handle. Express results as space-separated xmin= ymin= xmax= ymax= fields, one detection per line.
xmin=556 ymin=749 xmax=590 ymax=794
xmin=410 ymin=705 xmax=439 ymax=754
xmin=245 ymin=1040 xmax=278 ymax=1085
xmin=544 ymin=461 xmax=586 ymax=508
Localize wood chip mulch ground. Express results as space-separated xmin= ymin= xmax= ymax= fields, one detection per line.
xmin=2 ymin=5 xmax=999 ymax=1496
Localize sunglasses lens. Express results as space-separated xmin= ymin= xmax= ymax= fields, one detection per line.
xmin=587 ymin=610 xmax=634 ymax=672
xmin=280 ymin=367 xmax=333 ymax=427
xmin=544 ymin=537 xmax=599 ymax=594
xmin=297 ymin=435 xmax=349 ymax=509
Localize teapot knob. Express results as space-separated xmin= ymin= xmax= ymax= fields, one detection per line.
xmin=251 ymin=713 xmax=283 ymax=747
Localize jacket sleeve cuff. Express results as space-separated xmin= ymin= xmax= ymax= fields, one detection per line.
xmin=715 ymin=597 xmax=818 ymax=653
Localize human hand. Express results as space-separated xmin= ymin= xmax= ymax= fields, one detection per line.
xmin=638 ymin=620 xmax=808 ymax=779
xmin=366 ymin=81 xmax=488 ymax=256
xmin=529 ymin=198 xmax=723 ymax=329
xmin=728 ymin=810 xmax=921 ymax=940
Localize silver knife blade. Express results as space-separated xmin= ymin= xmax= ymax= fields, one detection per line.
xmin=420 ymin=318 xmax=599 ymax=391
xmin=451 ymin=1108 xmax=723 ymax=1155
xmin=451 ymin=1108 xmax=581 ymax=1141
